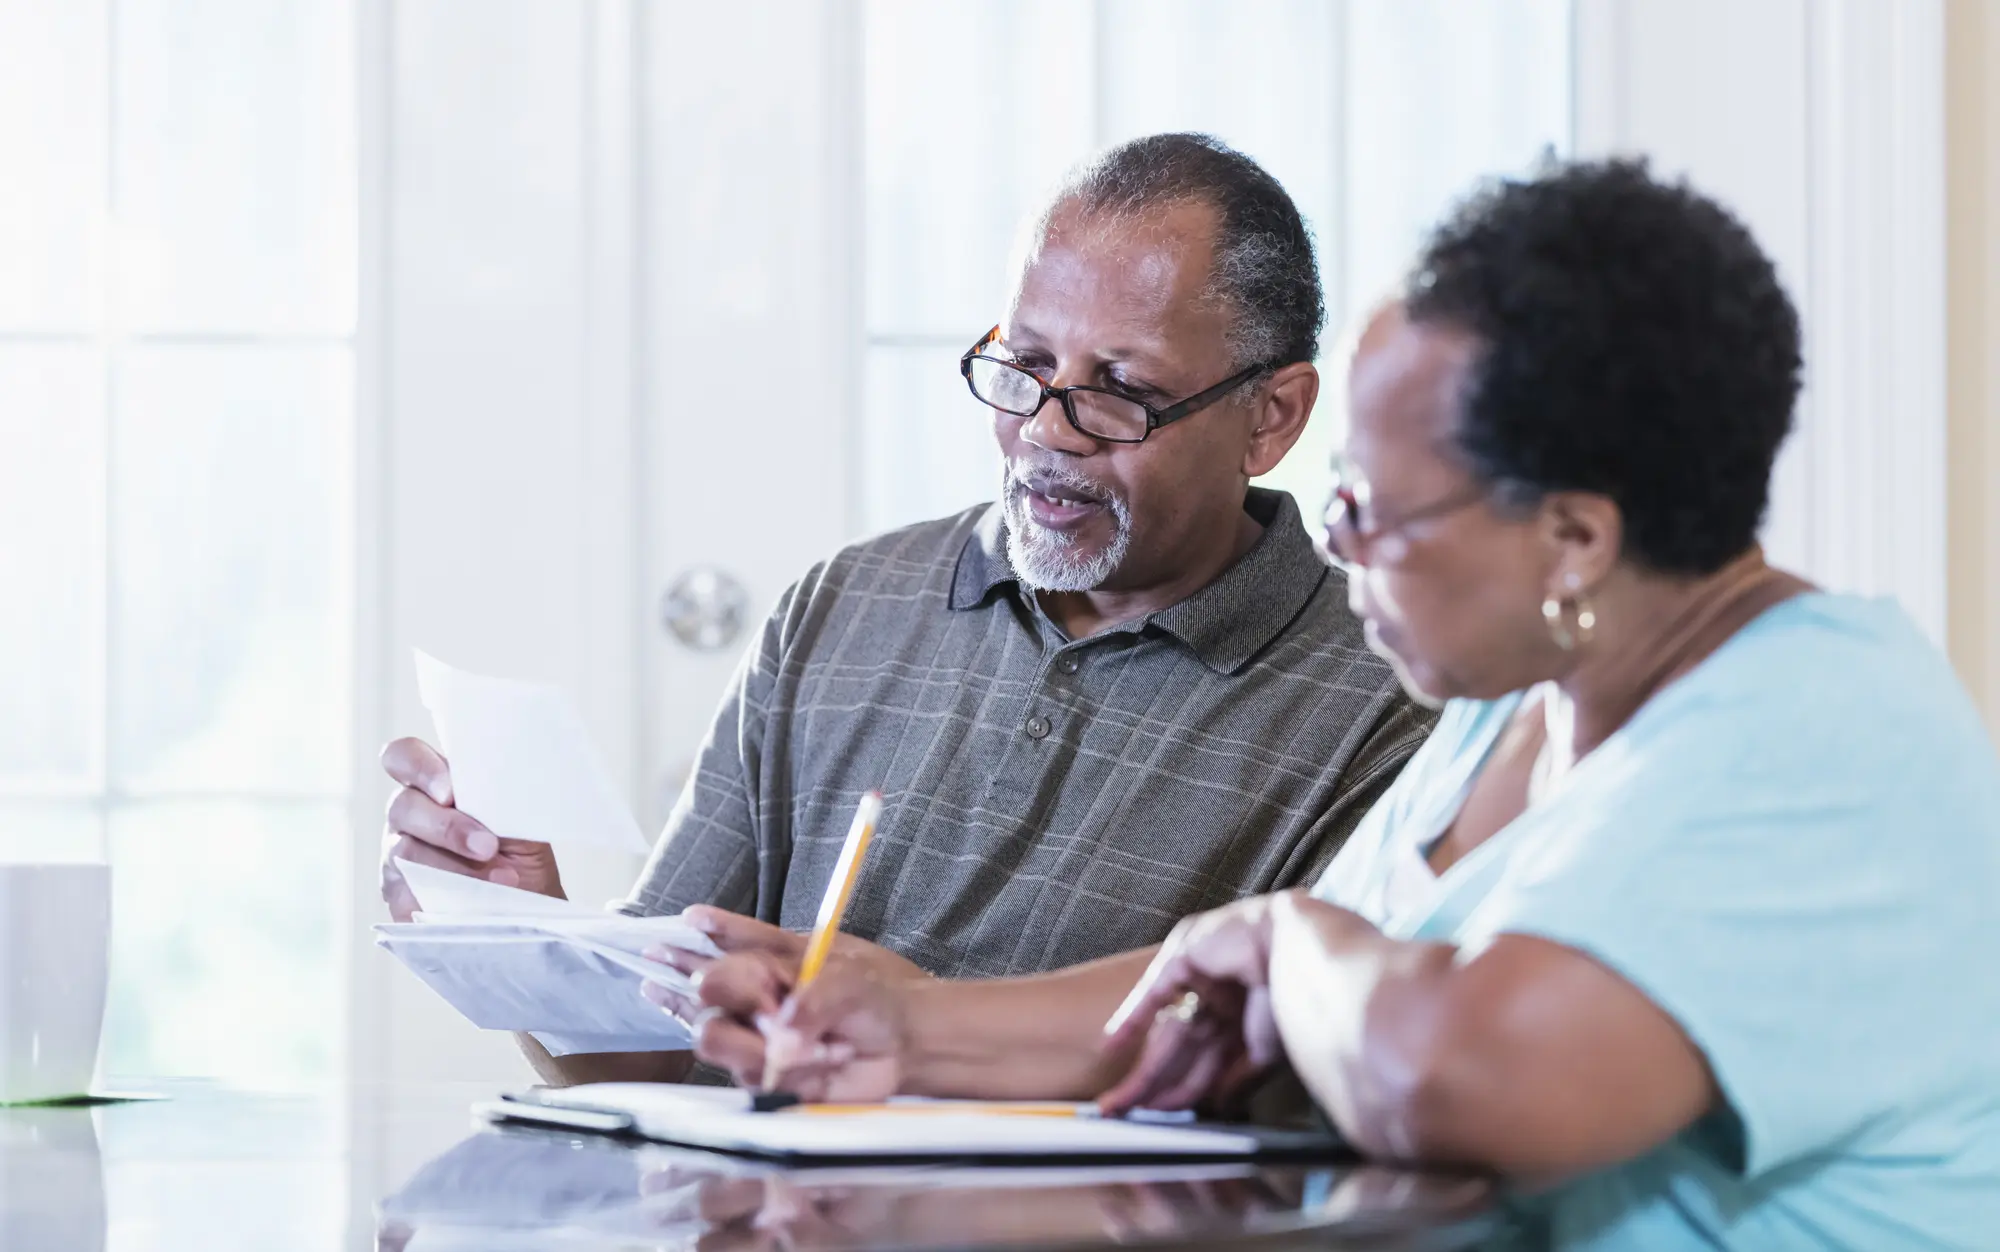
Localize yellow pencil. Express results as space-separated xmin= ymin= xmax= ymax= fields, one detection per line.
xmin=782 ymin=1102 xmax=1092 ymax=1118
xmin=796 ymin=790 xmax=884 ymax=989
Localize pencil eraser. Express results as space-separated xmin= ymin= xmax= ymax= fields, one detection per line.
xmin=751 ymin=1091 xmax=801 ymax=1112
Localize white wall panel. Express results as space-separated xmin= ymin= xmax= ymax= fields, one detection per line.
xmin=638 ymin=0 xmax=860 ymax=827
xmin=366 ymin=0 xmax=642 ymax=1087
xmin=1575 ymin=0 xmax=1948 ymax=641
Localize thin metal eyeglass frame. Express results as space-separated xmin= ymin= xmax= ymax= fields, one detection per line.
xmin=1322 ymin=465 xmax=1491 ymax=567
xmin=958 ymin=325 xmax=1268 ymax=445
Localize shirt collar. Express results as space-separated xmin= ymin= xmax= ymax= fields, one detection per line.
xmin=949 ymin=487 xmax=1330 ymax=675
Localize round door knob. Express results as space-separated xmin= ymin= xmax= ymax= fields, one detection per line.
xmin=660 ymin=567 xmax=750 ymax=652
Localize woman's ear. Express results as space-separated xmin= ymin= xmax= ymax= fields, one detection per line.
xmin=1242 ymin=362 xmax=1320 ymax=479
xmin=1539 ymin=492 xmax=1623 ymax=595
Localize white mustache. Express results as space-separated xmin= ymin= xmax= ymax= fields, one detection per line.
xmin=1003 ymin=459 xmax=1121 ymax=510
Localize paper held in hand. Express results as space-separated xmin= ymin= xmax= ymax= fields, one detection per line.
xmin=377 ymin=652 xmax=710 ymax=1056
xmin=413 ymin=649 xmax=649 ymax=855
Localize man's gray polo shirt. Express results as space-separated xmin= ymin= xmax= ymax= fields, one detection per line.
xmin=623 ymin=488 xmax=1434 ymax=977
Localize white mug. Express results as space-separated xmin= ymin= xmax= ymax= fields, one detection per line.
xmin=0 ymin=864 xmax=111 ymax=1104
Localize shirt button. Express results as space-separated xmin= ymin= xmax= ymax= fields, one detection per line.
xmin=1025 ymin=715 xmax=1051 ymax=740
xmin=1056 ymin=655 xmax=1080 ymax=675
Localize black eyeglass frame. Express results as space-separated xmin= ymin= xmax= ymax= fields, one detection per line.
xmin=958 ymin=325 xmax=1269 ymax=445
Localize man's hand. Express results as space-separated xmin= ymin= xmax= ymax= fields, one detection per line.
xmin=635 ymin=905 xmax=930 ymax=1023
xmin=1095 ymin=893 xmax=1295 ymax=1115
xmin=378 ymin=736 xmax=565 ymax=922
xmin=680 ymin=952 xmax=908 ymax=1101
xmin=650 ymin=906 xmax=930 ymax=984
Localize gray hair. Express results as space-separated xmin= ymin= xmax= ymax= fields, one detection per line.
xmin=1019 ymin=133 xmax=1325 ymax=377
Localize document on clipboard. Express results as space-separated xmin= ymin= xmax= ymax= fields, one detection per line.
xmin=476 ymin=1084 xmax=1346 ymax=1164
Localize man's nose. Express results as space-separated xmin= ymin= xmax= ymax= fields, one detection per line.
xmin=1019 ymin=388 xmax=1100 ymax=457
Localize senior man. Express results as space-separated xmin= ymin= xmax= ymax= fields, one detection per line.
xmin=379 ymin=132 xmax=1432 ymax=1085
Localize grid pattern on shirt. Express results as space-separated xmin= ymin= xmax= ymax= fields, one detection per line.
xmin=622 ymin=489 xmax=1435 ymax=979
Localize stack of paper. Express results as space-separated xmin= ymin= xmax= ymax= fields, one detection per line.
xmin=377 ymin=858 xmax=719 ymax=1054
xmin=374 ymin=653 xmax=717 ymax=1056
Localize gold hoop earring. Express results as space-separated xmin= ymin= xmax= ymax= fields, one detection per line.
xmin=1542 ymin=592 xmax=1598 ymax=652
xmin=1542 ymin=597 xmax=1574 ymax=651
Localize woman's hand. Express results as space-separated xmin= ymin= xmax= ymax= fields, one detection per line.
xmin=1095 ymin=892 xmax=1299 ymax=1115
xmin=679 ymin=951 xmax=910 ymax=1101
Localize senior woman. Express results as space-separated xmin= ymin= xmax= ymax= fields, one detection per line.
xmin=673 ymin=160 xmax=1999 ymax=1249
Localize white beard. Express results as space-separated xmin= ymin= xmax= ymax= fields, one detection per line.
xmin=1001 ymin=462 xmax=1133 ymax=592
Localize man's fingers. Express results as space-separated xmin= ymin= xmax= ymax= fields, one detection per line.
xmin=639 ymin=977 xmax=702 ymax=1024
xmin=380 ymin=737 xmax=453 ymax=804
xmin=385 ymin=784 xmax=498 ymax=862
xmin=681 ymin=906 xmax=804 ymax=959
xmin=645 ymin=943 xmax=716 ymax=980
xmin=382 ymin=833 xmax=514 ymax=887
xmin=379 ymin=855 xmax=422 ymax=923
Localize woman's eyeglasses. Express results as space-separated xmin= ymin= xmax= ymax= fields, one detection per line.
xmin=1323 ymin=460 xmax=1490 ymax=567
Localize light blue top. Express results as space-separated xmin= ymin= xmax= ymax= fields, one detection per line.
xmin=1312 ymin=593 xmax=2000 ymax=1250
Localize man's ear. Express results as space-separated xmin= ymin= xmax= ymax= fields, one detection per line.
xmin=1243 ymin=362 xmax=1319 ymax=478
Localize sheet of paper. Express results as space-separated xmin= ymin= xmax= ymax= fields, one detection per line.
xmin=375 ymin=926 xmax=695 ymax=1047
xmin=503 ymin=1084 xmax=1268 ymax=1158
xmin=396 ymin=856 xmax=591 ymax=919
xmin=414 ymin=650 xmax=647 ymax=854
xmin=393 ymin=859 xmax=721 ymax=959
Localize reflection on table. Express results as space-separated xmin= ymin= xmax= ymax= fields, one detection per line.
xmin=0 ymin=1084 xmax=1502 ymax=1251
xmin=376 ymin=1121 xmax=1502 ymax=1251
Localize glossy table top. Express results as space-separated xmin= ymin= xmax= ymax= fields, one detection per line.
xmin=2 ymin=1081 xmax=1504 ymax=1250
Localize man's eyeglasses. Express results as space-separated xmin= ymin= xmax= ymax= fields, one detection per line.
xmin=1323 ymin=458 xmax=1489 ymax=567
xmin=959 ymin=325 xmax=1267 ymax=445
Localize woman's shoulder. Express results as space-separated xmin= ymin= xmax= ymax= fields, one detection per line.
xmin=1600 ymin=591 xmax=1998 ymax=844
xmin=1649 ymin=591 xmax=1987 ymax=748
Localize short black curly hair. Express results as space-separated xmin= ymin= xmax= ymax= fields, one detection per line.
xmin=1405 ymin=158 xmax=1802 ymax=575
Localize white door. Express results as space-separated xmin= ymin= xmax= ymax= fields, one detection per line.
xmin=635 ymin=3 xmax=862 ymax=830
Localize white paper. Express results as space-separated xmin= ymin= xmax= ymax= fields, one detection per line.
xmin=377 ymin=858 xmax=722 ymax=1054
xmin=396 ymin=855 xmax=593 ymax=920
xmin=413 ymin=650 xmax=648 ymax=854
xmin=394 ymin=858 xmax=721 ymax=961
xmin=377 ymin=926 xmax=693 ymax=1045
xmin=489 ymin=1085 xmax=1268 ymax=1158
